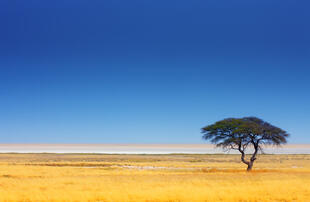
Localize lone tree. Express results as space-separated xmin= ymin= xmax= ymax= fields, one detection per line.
xmin=202 ymin=117 xmax=289 ymax=171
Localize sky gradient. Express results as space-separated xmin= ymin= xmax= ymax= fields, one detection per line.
xmin=1 ymin=0 xmax=309 ymax=143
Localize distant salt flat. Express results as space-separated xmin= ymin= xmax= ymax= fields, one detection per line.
xmin=0 ymin=144 xmax=309 ymax=154
xmin=0 ymin=144 xmax=310 ymax=154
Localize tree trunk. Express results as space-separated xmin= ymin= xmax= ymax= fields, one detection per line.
xmin=240 ymin=149 xmax=251 ymax=171
xmin=239 ymin=145 xmax=257 ymax=171
xmin=247 ymin=161 xmax=254 ymax=171
xmin=247 ymin=142 xmax=258 ymax=171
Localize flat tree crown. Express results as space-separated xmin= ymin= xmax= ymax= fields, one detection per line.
xmin=202 ymin=117 xmax=289 ymax=148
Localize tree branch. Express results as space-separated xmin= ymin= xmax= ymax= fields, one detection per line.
xmin=238 ymin=144 xmax=250 ymax=166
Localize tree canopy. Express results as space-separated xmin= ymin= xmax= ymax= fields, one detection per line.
xmin=202 ymin=117 xmax=289 ymax=171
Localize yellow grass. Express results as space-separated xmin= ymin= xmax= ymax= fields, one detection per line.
xmin=0 ymin=154 xmax=310 ymax=201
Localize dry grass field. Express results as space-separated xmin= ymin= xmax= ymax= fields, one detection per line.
xmin=0 ymin=153 xmax=309 ymax=202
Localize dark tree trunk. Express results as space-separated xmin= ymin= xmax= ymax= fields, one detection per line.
xmin=239 ymin=149 xmax=251 ymax=171
xmin=239 ymin=143 xmax=258 ymax=172
xmin=247 ymin=161 xmax=254 ymax=171
xmin=247 ymin=142 xmax=259 ymax=171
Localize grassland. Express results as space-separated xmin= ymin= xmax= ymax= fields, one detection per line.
xmin=0 ymin=153 xmax=309 ymax=201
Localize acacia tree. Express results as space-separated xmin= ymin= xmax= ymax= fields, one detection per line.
xmin=202 ymin=117 xmax=289 ymax=171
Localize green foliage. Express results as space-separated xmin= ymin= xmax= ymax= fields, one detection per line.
xmin=202 ymin=117 xmax=289 ymax=150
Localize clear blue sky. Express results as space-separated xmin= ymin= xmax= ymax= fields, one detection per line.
xmin=0 ymin=0 xmax=309 ymax=143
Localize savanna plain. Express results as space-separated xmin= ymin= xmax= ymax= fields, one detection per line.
xmin=0 ymin=153 xmax=309 ymax=202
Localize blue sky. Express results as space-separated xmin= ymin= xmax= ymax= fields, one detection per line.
xmin=0 ymin=0 xmax=309 ymax=143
